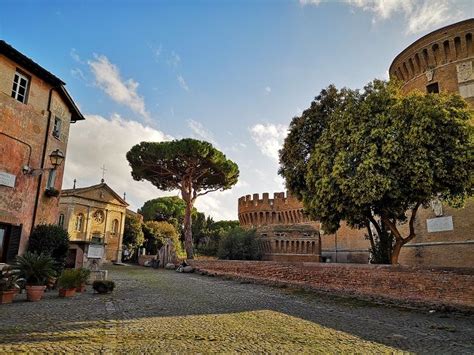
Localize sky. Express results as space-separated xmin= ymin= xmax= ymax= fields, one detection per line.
xmin=1 ymin=0 xmax=472 ymax=220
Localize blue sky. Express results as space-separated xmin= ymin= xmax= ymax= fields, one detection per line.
xmin=1 ymin=0 xmax=472 ymax=219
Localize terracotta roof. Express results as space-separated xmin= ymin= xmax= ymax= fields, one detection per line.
xmin=0 ymin=40 xmax=85 ymax=122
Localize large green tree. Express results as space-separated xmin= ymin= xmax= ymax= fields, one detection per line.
xmin=123 ymin=213 xmax=145 ymax=259
xmin=280 ymin=80 xmax=473 ymax=264
xmin=127 ymin=138 xmax=239 ymax=259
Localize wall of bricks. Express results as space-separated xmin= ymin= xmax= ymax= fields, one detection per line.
xmin=190 ymin=260 xmax=474 ymax=310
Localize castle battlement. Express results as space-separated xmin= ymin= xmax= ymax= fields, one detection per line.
xmin=238 ymin=191 xmax=311 ymax=227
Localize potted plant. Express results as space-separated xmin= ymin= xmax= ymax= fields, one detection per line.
xmin=76 ymin=268 xmax=91 ymax=292
xmin=15 ymin=252 xmax=54 ymax=302
xmin=58 ymin=269 xmax=80 ymax=297
xmin=0 ymin=266 xmax=23 ymax=304
xmin=44 ymin=188 xmax=60 ymax=197
xmin=92 ymin=280 xmax=115 ymax=294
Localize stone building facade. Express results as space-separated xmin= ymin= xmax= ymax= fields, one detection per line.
xmin=238 ymin=192 xmax=322 ymax=262
xmin=0 ymin=40 xmax=84 ymax=263
xmin=59 ymin=181 xmax=128 ymax=268
xmin=389 ymin=18 xmax=474 ymax=268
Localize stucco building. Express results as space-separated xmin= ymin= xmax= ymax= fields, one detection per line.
xmin=59 ymin=181 xmax=128 ymax=268
xmin=0 ymin=40 xmax=84 ymax=263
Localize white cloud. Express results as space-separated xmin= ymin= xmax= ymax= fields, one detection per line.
xmin=177 ymin=74 xmax=190 ymax=91
xmin=187 ymin=119 xmax=218 ymax=146
xmin=264 ymin=86 xmax=272 ymax=94
xmin=300 ymin=0 xmax=463 ymax=34
xmin=250 ymin=123 xmax=288 ymax=161
xmin=70 ymin=68 xmax=86 ymax=82
xmin=63 ymin=114 xmax=170 ymax=212
xmin=88 ymin=55 xmax=150 ymax=120
xmin=70 ymin=48 xmax=84 ymax=64
xmin=168 ymin=51 xmax=181 ymax=67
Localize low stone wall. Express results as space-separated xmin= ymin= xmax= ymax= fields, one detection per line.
xmin=189 ymin=260 xmax=474 ymax=311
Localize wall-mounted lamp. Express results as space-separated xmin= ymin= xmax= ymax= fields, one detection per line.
xmin=23 ymin=149 xmax=65 ymax=175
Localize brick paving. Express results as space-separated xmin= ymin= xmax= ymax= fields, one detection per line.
xmin=0 ymin=265 xmax=473 ymax=353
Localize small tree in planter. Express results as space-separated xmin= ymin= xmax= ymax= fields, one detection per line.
xmin=28 ymin=224 xmax=70 ymax=275
xmin=0 ymin=266 xmax=23 ymax=304
xmin=57 ymin=269 xmax=81 ymax=298
xmin=76 ymin=268 xmax=91 ymax=292
xmin=15 ymin=252 xmax=55 ymax=302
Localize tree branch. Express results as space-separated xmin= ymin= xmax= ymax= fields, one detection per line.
xmin=405 ymin=202 xmax=421 ymax=244
xmin=195 ymin=187 xmax=221 ymax=198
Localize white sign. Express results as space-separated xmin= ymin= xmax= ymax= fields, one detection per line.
xmin=87 ymin=244 xmax=104 ymax=259
xmin=0 ymin=172 xmax=16 ymax=188
xmin=427 ymin=216 xmax=454 ymax=233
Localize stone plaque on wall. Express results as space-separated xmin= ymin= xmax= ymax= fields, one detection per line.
xmin=426 ymin=216 xmax=454 ymax=233
xmin=87 ymin=244 xmax=104 ymax=259
xmin=456 ymin=61 xmax=474 ymax=83
xmin=0 ymin=172 xmax=16 ymax=188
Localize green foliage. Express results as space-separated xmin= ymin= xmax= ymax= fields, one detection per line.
xmin=127 ymin=138 xmax=239 ymax=259
xmin=58 ymin=269 xmax=81 ymax=289
xmin=142 ymin=221 xmax=180 ymax=255
xmin=15 ymin=252 xmax=55 ymax=286
xmin=123 ymin=213 xmax=145 ymax=251
xmin=27 ymin=224 xmax=70 ymax=273
xmin=0 ymin=266 xmax=22 ymax=291
xmin=77 ymin=268 xmax=91 ymax=284
xmin=217 ymin=227 xmax=261 ymax=261
xmin=92 ymin=280 xmax=115 ymax=294
xmin=139 ymin=196 xmax=193 ymax=223
xmin=279 ymin=80 xmax=473 ymax=263
xmin=197 ymin=220 xmax=240 ymax=256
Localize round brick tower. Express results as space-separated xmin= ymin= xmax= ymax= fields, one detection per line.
xmin=389 ymin=18 xmax=474 ymax=106
xmin=238 ymin=192 xmax=321 ymax=262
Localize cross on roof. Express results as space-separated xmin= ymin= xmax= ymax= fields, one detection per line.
xmin=101 ymin=164 xmax=107 ymax=182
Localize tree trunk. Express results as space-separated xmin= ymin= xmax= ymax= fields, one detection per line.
xmin=391 ymin=239 xmax=404 ymax=264
xmin=183 ymin=198 xmax=194 ymax=259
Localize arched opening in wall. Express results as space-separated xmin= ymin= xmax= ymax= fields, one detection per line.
xmin=111 ymin=219 xmax=119 ymax=234
xmin=414 ymin=53 xmax=422 ymax=72
xmin=454 ymin=36 xmax=461 ymax=59
xmin=432 ymin=43 xmax=440 ymax=65
xmin=443 ymin=40 xmax=451 ymax=62
xmin=75 ymin=213 xmax=84 ymax=232
xmin=427 ymin=82 xmax=440 ymax=94
xmin=295 ymin=241 xmax=300 ymax=253
xmin=58 ymin=213 xmax=65 ymax=228
xmin=466 ymin=33 xmax=473 ymax=56
xmin=408 ymin=58 xmax=415 ymax=76
xmin=311 ymin=241 xmax=315 ymax=254
xmin=402 ymin=62 xmax=410 ymax=79
xmin=259 ymin=212 xmax=264 ymax=225
xmin=397 ymin=67 xmax=405 ymax=81
xmin=286 ymin=240 xmax=289 ymax=253
xmin=422 ymin=49 xmax=430 ymax=68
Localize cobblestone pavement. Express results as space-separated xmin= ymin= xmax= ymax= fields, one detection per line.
xmin=0 ymin=265 xmax=473 ymax=353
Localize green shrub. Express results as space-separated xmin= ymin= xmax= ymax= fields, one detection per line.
xmin=92 ymin=280 xmax=115 ymax=294
xmin=58 ymin=269 xmax=81 ymax=289
xmin=77 ymin=268 xmax=91 ymax=285
xmin=15 ymin=252 xmax=55 ymax=286
xmin=27 ymin=224 xmax=70 ymax=273
xmin=217 ymin=227 xmax=261 ymax=260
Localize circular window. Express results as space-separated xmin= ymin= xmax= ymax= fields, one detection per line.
xmin=93 ymin=210 xmax=105 ymax=224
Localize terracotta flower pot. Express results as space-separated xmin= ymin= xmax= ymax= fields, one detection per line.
xmin=59 ymin=288 xmax=76 ymax=298
xmin=0 ymin=290 xmax=16 ymax=304
xmin=26 ymin=285 xmax=46 ymax=302
xmin=76 ymin=283 xmax=86 ymax=293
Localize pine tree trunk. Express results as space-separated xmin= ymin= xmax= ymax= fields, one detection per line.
xmin=184 ymin=200 xmax=194 ymax=259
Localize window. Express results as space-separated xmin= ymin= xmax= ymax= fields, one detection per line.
xmin=53 ymin=117 xmax=62 ymax=139
xmin=111 ymin=219 xmax=119 ymax=234
xmin=427 ymin=82 xmax=439 ymax=94
xmin=75 ymin=213 xmax=84 ymax=231
xmin=58 ymin=214 xmax=65 ymax=228
xmin=46 ymin=169 xmax=56 ymax=190
xmin=11 ymin=71 xmax=29 ymax=103
xmin=91 ymin=234 xmax=103 ymax=244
